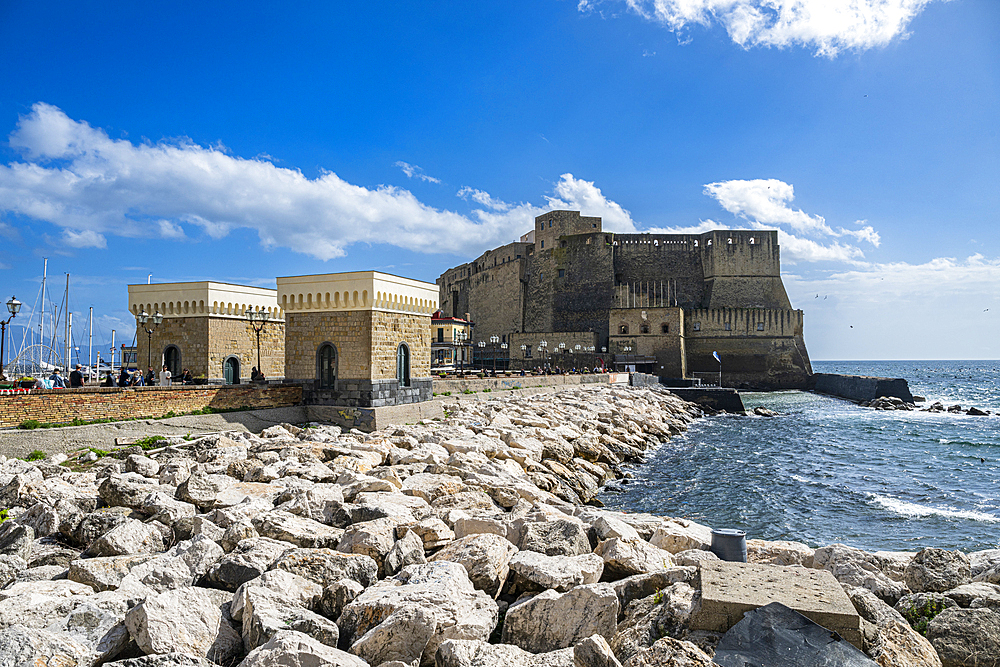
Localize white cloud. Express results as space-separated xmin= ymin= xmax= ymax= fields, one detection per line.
xmin=395 ymin=161 xmax=441 ymax=184
xmin=62 ymin=229 xmax=107 ymax=248
xmin=588 ymin=0 xmax=945 ymax=57
xmin=0 ymin=104 xmax=638 ymax=261
xmin=702 ymin=177 xmax=880 ymax=263
xmin=457 ymin=187 xmax=511 ymax=211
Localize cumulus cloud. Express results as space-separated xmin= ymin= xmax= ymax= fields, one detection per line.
xmin=395 ymin=161 xmax=441 ymax=184
xmin=701 ymin=177 xmax=879 ymax=263
xmin=457 ymin=187 xmax=511 ymax=211
xmin=0 ymin=104 xmax=639 ymax=261
xmin=584 ymin=0 xmax=945 ymax=57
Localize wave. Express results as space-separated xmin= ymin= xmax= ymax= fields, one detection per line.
xmin=871 ymin=495 xmax=1000 ymax=523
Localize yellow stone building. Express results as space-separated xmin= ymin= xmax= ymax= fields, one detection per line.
xmin=276 ymin=271 xmax=438 ymax=407
xmin=127 ymin=282 xmax=285 ymax=383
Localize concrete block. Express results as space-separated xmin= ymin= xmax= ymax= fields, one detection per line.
xmin=691 ymin=560 xmax=863 ymax=649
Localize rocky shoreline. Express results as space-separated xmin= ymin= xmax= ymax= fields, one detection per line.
xmin=0 ymin=384 xmax=998 ymax=667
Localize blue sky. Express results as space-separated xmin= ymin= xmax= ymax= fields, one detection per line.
xmin=0 ymin=0 xmax=997 ymax=362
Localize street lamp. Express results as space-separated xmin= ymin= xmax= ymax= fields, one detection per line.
xmin=520 ymin=343 xmax=527 ymax=358
xmin=137 ymin=310 xmax=163 ymax=372
xmin=539 ymin=340 xmax=548 ymax=368
xmin=245 ymin=308 xmax=271 ymax=377
xmin=0 ymin=296 xmax=21 ymax=381
xmin=574 ymin=344 xmax=581 ymax=353
xmin=489 ymin=335 xmax=499 ymax=372
xmin=499 ymin=342 xmax=508 ymax=371
xmin=477 ymin=341 xmax=486 ymax=370
xmin=454 ymin=328 xmax=468 ymax=374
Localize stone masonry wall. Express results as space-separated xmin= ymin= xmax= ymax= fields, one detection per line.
xmin=284 ymin=311 xmax=372 ymax=384
xmin=370 ymin=311 xmax=431 ymax=381
xmin=136 ymin=316 xmax=285 ymax=382
xmin=0 ymin=384 xmax=302 ymax=428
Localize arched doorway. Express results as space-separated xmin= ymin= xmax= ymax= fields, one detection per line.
xmin=317 ymin=343 xmax=337 ymax=389
xmin=223 ymin=357 xmax=240 ymax=385
xmin=396 ymin=343 xmax=410 ymax=387
xmin=163 ymin=346 xmax=181 ymax=377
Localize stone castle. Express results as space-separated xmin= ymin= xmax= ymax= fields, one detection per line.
xmin=437 ymin=210 xmax=812 ymax=389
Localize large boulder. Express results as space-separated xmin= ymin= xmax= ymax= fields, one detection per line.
xmin=942 ymin=582 xmax=1000 ymax=608
xmin=104 ymin=654 xmax=215 ymax=667
xmin=429 ymin=533 xmax=518 ymax=598
xmin=337 ymin=517 xmax=398 ymax=575
xmin=501 ymin=583 xmax=619 ymax=653
xmin=622 ymin=637 xmax=714 ymax=667
xmin=609 ymin=583 xmax=698 ymax=664
xmin=507 ymin=551 xmax=604 ymax=593
xmin=905 ymin=548 xmax=972 ymax=594
xmin=746 ymin=539 xmax=815 ymax=567
xmin=435 ymin=638 xmax=575 ymax=666
xmin=594 ymin=538 xmax=675 ymax=580
xmin=271 ymin=547 xmax=379 ymax=588
xmin=816 ymin=544 xmax=910 ymax=605
xmin=237 ymin=584 xmax=340 ymax=651
xmin=52 ymin=596 xmax=133 ymax=664
xmin=926 ymin=607 xmax=1000 ymax=667
xmin=239 ymin=630 xmax=367 ymax=667
xmin=349 ymin=605 xmax=437 ymax=666
xmin=0 ymin=554 xmax=27 ymax=588
xmin=384 ymin=530 xmax=426 ymax=576
xmin=124 ymin=586 xmax=243 ymax=664
xmin=84 ymin=518 xmax=166 ymax=557
xmin=201 ymin=537 xmax=290 ymax=591
xmin=252 ymin=510 xmax=343 ymax=549
xmin=0 ymin=523 xmax=34 ymax=562
xmin=0 ymin=624 xmax=91 ymax=667
xmin=648 ymin=519 xmax=712 ymax=554
xmin=517 ymin=519 xmax=591 ymax=557
xmin=848 ymin=586 xmax=942 ymax=667
xmin=68 ymin=553 xmax=160 ymax=591
xmin=338 ymin=561 xmax=498 ymax=665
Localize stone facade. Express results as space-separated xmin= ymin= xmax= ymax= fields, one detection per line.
xmin=277 ymin=271 xmax=437 ymax=408
xmin=129 ymin=282 xmax=285 ymax=383
xmin=438 ymin=210 xmax=812 ymax=389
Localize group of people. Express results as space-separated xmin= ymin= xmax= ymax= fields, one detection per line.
xmin=106 ymin=365 xmax=194 ymax=387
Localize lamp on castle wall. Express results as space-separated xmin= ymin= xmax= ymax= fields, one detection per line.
xmin=137 ymin=310 xmax=163 ymax=372
xmin=500 ymin=342 xmax=508 ymax=371
xmin=489 ymin=335 xmax=499 ymax=372
xmin=246 ymin=308 xmax=271 ymax=379
xmin=1 ymin=296 xmax=22 ymax=381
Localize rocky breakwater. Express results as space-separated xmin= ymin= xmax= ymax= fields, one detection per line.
xmin=0 ymin=384 xmax=993 ymax=667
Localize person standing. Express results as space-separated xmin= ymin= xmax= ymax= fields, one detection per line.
xmin=70 ymin=364 xmax=84 ymax=388
xmin=159 ymin=365 xmax=172 ymax=387
xmin=145 ymin=366 xmax=155 ymax=386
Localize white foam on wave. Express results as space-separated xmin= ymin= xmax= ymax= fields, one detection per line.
xmin=872 ymin=495 xmax=1000 ymax=523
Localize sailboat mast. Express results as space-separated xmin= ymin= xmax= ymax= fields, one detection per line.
xmin=64 ymin=274 xmax=70 ymax=370
xmin=89 ymin=306 xmax=93 ymax=380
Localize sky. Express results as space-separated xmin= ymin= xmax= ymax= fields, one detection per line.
xmin=0 ymin=0 xmax=997 ymax=362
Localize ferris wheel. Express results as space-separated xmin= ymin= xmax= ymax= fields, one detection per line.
xmin=6 ymin=344 xmax=65 ymax=379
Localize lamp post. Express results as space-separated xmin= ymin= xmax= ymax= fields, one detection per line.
xmin=454 ymin=328 xmax=468 ymax=374
xmin=245 ymin=308 xmax=271 ymax=375
xmin=623 ymin=345 xmax=632 ymax=370
xmin=520 ymin=343 xmax=527 ymax=358
xmin=489 ymin=335 xmax=499 ymax=372
xmin=136 ymin=310 xmax=163 ymax=372
xmin=539 ymin=340 xmax=548 ymax=369
xmin=1 ymin=296 xmax=22 ymax=381
xmin=477 ymin=341 xmax=486 ymax=370
xmin=499 ymin=342 xmax=508 ymax=371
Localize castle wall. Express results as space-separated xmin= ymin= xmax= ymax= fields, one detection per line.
xmin=684 ymin=308 xmax=811 ymax=389
xmin=608 ymin=307 xmax=686 ymax=378
xmin=698 ymin=231 xmax=791 ymax=309
xmin=611 ymin=235 xmax=706 ymax=308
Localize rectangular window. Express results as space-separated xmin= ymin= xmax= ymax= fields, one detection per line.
xmin=661 ymin=323 xmax=669 ymax=334
xmin=725 ymin=322 xmax=731 ymax=331
xmin=541 ymin=240 xmax=544 ymax=249
xmin=693 ymin=322 xmax=701 ymax=331
xmin=757 ymin=322 xmax=765 ymax=331
xmin=437 ymin=328 xmax=444 ymax=343
xmin=558 ymin=269 xmax=565 ymax=278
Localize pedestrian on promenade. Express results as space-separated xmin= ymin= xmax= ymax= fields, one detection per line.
xmin=49 ymin=368 xmax=66 ymax=388
xmin=159 ymin=365 xmax=172 ymax=387
xmin=180 ymin=368 xmax=193 ymax=384
xmin=70 ymin=364 xmax=84 ymax=388
xmin=145 ymin=367 xmax=155 ymax=386
xmin=118 ymin=367 xmax=130 ymax=387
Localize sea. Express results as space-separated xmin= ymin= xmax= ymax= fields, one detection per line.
xmin=600 ymin=360 xmax=1000 ymax=554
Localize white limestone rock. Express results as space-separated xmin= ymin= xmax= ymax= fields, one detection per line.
xmin=83 ymin=518 xmax=165 ymax=558
xmin=507 ymin=551 xmax=604 ymax=593
xmin=429 ymin=533 xmax=518 ymax=598
xmin=239 ymin=630 xmax=368 ymax=667
xmin=435 ymin=638 xmax=575 ymax=667
xmin=201 ymin=537 xmax=291 ymax=592
xmin=238 ymin=584 xmax=339 ymax=652
xmin=68 ymin=553 xmax=160 ymax=592
xmin=501 ymin=583 xmax=619 ymax=653
xmin=384 ymin=529 xmax=426 ymax=576
xmin=594 ymin=538 xmax=675 ymax=580
xmin=124 ymin=586 xmax=242 ymax=664
xmin=0 ymin=624 xmax=91 ymax=667
xmin=252 ymin=510 xmax=343 ymax=549
xmin=271 ymin=547 xmax=380 ymax=588
xmin=648 ymin=519 xmax=713 ymax=554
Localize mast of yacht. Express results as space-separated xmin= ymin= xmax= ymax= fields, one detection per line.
xmin=64 ymin=274 xmax=70 ymax=371
xmin=88 ymin=306 xmax=93 ymax=379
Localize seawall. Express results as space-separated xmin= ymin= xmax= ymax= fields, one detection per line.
xmin=811 ymin=373 xmax=914 ymax=403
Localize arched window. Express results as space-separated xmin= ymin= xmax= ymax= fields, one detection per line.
xmin=163 ymin=345 xmax=181 ymax=377
xmin=397 ymin=343 xmax=411 ymax=388
xmin=640 ymin=324 xmax=650 ymax=334
xmin=619 ymin=324 xmax=629 ymax=335
xmin=317 ymin=344 xmax=337 ymax=390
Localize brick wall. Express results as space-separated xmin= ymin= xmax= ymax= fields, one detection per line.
xmin=0 ymin=384 xmax=303 ymax=429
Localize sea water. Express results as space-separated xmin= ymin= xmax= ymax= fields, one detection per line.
xmin=600 ymin=360 xmax=1000 ymax=553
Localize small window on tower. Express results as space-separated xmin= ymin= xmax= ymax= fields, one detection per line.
xmin=560 ymin=240 xmax=567 ymax=248
xmin=725 ymin=322 xmax=732 ymax=331
xmin=558 ymin=269 xmax=565 ymax=278
xmin=661 ymin=323 xmax=669 ymax=334
xmin=757 ymin=322 xmax=765 ymax=331
xmin=693 ymin=322 xmax=701 ymax=331
xmin=620 ymin=324 xmax=629 ymax=334
xmin=640 ymin=324 xmax=649 ymax=334
xmin=541 ymin=240 xmax=545 ymax=249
